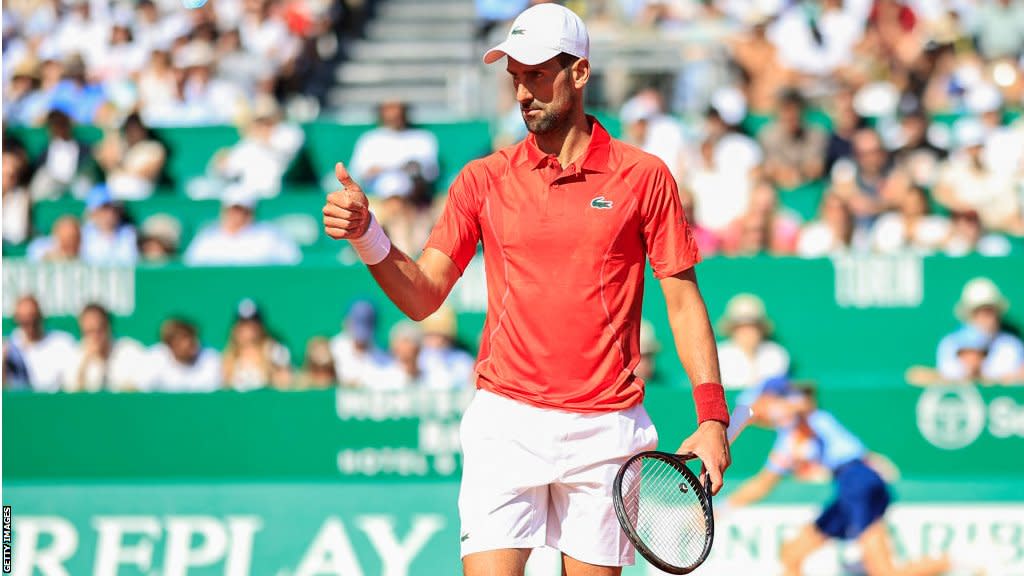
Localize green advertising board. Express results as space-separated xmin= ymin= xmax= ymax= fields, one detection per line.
xmin=4 ymin=387 xmax=1024 ymax=574
xmin=4 ymin=386 xmax=1024 ymax=481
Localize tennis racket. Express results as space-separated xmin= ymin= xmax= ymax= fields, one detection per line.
xmin=612 ymin=405 xmax=754 ymax=574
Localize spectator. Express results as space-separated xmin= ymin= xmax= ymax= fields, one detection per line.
xmin=728 ymin=10 xmax=790 ymax=115
xmin=188 ymin=106 xmax=290 ymax=201
xmin=166 ymin=41 xmax=243 ymax=126
xmin=93 ymin=113 xmax=166 ymax=200
xmin=973 ymin=0 xmax=1024 ymax=60
xmin=635 ymin=319 xmax=661 ymax=384
xmin=758 ymin=89 xmax=827 ymax=188
xmin=63 ymin=303 xmax=148 ymax=392
xmin=823 ymin=86 xmax=867 ymax=175
xmin=329 ymin=300 xmax=391 ymax=388
xmin=348 ymin=100 xmax=439 ymax=193
xmin=90 ymin=16 xmax=146 ymax=84
xmin=145 ymin=318 xmax=222 ymax=392
xmin=943 ymin=210 xmax=1012 ymax=257
xmin=375 ymin=321 xmax=427 ymax=389
xmin=183 ymin=191 xmax=301 ymax=266
xmin=797 ymin=193 xmax=859 ymax=258
xmin=716 ymin=294 xmax=790 ymax=389
xmin=28 ymin=109 xmax=95 ymax=200
xmin=831 ymin=128 xmax=894 ymax=227
xmin=138 ymin=214 xmax=182 ymax=262
xmin=934 ymin=119 xmax=1023 ymax=235
xmin=240 ymin=0 xmax=301 ymax=69
xmin=768 ymin=0 xmax=861 ymax=77
xmin=3 ymin=58 xmax=49 ymax=126
xmin=373 ymin=171 xmax=435 ymax=258
xmin=2 ymin=145 xmax=32 ymax=245
xmin=80 ymin=184 xmax=138 ymax=265
xmin=294 ymin=337 xmax=338 ymax=390
xmin=721 ymin=181 xmax=800 ymax=256
xmin=703 ymin=89 xmax=763 ymax=177
xmin=137 ymin=49 xmax=180 ymax=120
xmin=27 ymin=215 xmax=82 ymax=262
xmin=619 ymin=88 xmax=686 ymax=179
xmin=221 ymin=298 xmax=291 ymax=391
xmin=891 ymin=105 xmax=944 ymax=188
xmin=9 ymin=295 xmax=76 ymax=392
xmin=870 ymin=184 xmax=950 ymax=254
xmin=48 ymin=53 xmax=110 ymax=126
xmin=933 ymin=278 xmax=1024 ymax=384
xmin=418 ymin=305 xmax=475 ymax=390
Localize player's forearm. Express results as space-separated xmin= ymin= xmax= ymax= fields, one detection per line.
xmin=366 ymin=247 xmax=456 ymax=321
xmin=662 ymin=270 xmax=722 ymax=387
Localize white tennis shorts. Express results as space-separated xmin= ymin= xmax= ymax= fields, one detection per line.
xmin=458 ymin=388 xmax=659 ymax=566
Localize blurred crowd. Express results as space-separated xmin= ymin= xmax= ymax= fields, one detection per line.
xmin=2 ymin=0 xmax=355 ymax=127
xmin=5 ymin=273 xmax=1020 ymax=393
xmin=2 ymin=295 xmax=477 ymax=393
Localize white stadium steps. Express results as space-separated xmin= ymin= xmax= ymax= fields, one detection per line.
xmin=331 ymin=0 xmax=479 ymax=116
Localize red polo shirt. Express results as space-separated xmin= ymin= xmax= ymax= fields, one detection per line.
xmin=425 ymin=118 xmax=700 ymax=413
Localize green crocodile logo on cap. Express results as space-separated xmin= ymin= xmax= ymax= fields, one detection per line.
xmin=511 ymin=27 xmax=526 ymax=35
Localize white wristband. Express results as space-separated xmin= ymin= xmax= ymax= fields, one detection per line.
xmin=348 ymin=213 xmax=391 ymax=265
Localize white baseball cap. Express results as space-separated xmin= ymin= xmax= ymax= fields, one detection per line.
xmin=483 ymin=4 xmax=589 ymax=66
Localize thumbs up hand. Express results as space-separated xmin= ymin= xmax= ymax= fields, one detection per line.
xmin=323 ymin=162 xmax=371 ymax=240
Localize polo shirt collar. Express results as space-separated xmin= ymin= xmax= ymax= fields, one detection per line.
xmin=515 ymin=115 xmax=611 ymax=173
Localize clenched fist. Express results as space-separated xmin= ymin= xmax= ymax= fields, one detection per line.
xmin=323 ymin=162 xmax=371 ymax=240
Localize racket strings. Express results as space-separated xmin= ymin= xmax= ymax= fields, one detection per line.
xmin=621 ymin=457 xmax=710 ymax=568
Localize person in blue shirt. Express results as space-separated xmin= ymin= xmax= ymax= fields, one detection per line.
xmin=726 ymin=377 xmax=953 ymax=576
xmin=936 ymin=277 xmax=1024 ymax=383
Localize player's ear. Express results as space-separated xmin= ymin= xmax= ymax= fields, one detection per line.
xmin=571 ymin=58 xmax=590 ymax=89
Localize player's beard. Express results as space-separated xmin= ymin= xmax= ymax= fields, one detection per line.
xmin=522 ymin=99 xmax=572 ymax=135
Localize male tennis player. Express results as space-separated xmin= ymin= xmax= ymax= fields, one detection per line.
xmin=322 ymin=4 xmax=731 ymax=575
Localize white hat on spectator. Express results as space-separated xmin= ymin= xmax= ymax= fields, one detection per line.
xmin=717 ymin=293 xmax=774 ymax=336
xmin=966 ymin=83 xmax=1003 ymax=115
xmin=373 ymin=170 xmax=414 ymax=199
xmin=955 ymin=277 xmax=1009 ymax=320
xmin=483 ymin=3 xmax=589 ymax=66
xmin=389 ymin=320 xmax=424 ymax=346
xmin=221 ymin=185 xmax=258 ymax=210
xmin=620 ymin=93 xmax=660 ymax=125
xmin=141 ymin=214 xmax=182 ymax=251
xmin=954 ymin=118 xmax=985 ymax=150
xmin=854 ymin=82 xmax=899 ymax=118
xmin=710 ymin=86 xmax=746 ymax=127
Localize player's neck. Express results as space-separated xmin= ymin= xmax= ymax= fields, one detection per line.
xmin=534 ymin=110 xmax=592 ymax=168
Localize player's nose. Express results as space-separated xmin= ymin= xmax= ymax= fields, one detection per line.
xmin=515 ymin=83 xmax=533 ymax=105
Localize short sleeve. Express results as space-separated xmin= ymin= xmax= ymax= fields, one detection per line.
xmin=639 ymin=162 xmax=700 ymax=278
xmin=424 ymin=166 xmax=483 ymax=274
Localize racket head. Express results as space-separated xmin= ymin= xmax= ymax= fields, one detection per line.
xmin=612 ymin=451 xmax=714 ymax=575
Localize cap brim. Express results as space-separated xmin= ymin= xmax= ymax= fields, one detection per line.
xmin=483 ymin=40 xmax=561 ymax=66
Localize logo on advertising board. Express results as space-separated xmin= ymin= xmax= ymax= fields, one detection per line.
xmin=916 ymin=386 xmax=987 ymax=449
